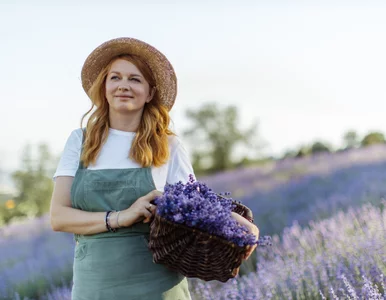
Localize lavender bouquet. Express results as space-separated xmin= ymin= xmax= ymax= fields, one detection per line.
xmin=153 ymin=174 xmax=258 ymax=247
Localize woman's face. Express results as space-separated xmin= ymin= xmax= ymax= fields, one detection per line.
xmin=105 ymin=59 xmax=153 ymax=114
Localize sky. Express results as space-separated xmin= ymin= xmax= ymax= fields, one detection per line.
xmin=1 ymin=0 xmax=386 ymax=177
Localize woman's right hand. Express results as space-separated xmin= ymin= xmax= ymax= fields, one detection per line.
xmin=231 ymin=212 xmax=260 ymax=260
xmin=119 ymin=190 xmax=162 ymax=227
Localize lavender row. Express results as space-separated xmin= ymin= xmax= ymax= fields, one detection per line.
xmin=0 ymin=216 xmax=74 ymax=299
xmin=202 ymin=144 xmax=386 ymax=235
xmin=12 ymin=285 xmax=72 ymax=300
xmin=190 ymin=201 xmax=386 ymax=299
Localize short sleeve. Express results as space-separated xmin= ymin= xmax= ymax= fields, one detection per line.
xmin=166 ymin=138 xmax=195 ymax=185
xmin=53 ymin=129 xmax=83 ymax=180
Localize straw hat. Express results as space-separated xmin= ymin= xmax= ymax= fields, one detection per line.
xmin=81 ymin=37 xmax=177 ymax=110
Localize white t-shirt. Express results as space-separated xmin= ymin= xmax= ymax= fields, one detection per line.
xmin=53 ymin=128 xmax=195 ymax=191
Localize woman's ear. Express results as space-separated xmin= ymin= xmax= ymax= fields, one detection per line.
xmin=147 ymin=86 xmax=156 ymax=103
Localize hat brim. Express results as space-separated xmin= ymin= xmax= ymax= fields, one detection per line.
xmin=81 ymin=37 xmax=177 ymax=111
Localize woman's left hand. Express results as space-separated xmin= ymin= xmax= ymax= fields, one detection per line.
xmin=142 ymin=202 xmax=157 ymax=223
xmin=142 ymin=191 xmax=159 ymax=223
xmin=231 ymin=212 xmax=259 ymax=260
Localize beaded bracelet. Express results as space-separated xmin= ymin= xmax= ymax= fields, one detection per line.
xmin=105 ymin=210 xmax=117 ymax=233
xmin=108 ymin=210 xmax=117 ymax=232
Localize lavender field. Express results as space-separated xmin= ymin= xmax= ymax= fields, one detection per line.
xmin=203 ymin=144 xmax=386 ymax=235
xmin=190 ymin=201 xmax=386 ymax=299
xmin=2 ymin=145 xmax=386 ymax=299
xmin=0 ymin=216 xmax=74 ymax=299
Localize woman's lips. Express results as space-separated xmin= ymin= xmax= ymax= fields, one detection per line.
xmin=116 ymin=95 xmax=133 ymax=98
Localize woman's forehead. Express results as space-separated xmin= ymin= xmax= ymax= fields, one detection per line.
xmin=109 ymin=59 xmax=141 ymax=73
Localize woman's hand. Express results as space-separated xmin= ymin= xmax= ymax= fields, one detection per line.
xmin=231 ymin=212 xmax=259 ymax=260
xmin=119 ymin=190 xmax=162 ymax=227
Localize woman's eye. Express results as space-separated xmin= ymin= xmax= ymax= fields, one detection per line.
xmin=110 ymin=76 xmax=119 ymax=80
xmin=130 ymin=78 xmax=141 ymax=82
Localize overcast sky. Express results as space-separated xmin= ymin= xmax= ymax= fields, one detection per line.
xmin=1 ymin=0 xmax=386 ymax=174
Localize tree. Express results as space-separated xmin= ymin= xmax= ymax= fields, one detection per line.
xmin=310 ymin=141 xmax=331 ymax=154
xmin=295 ymin=146 xmax=310 ymax=158
xmin=10 ymin=143 xmax=56 ymax=221
xmin=361 ymin=132 xmax=385 ymax=147
xmin=343 ymin=130 xmax=359 ymax=149
xmin=183 ymin=103 xmax=263 ymax=172
xmin=281 ymin=150 xmax=297 ymax=159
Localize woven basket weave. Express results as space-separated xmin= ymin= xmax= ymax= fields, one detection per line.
xmin=148 ymin=199 xmax=254 ymax=282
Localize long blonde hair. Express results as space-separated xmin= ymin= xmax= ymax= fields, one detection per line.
xmin=80 ymin=54 xmax=175 ymax=167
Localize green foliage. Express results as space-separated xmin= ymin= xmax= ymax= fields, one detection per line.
xmin=343 ymin=130 xmax=359 ymax=149
xmin=0 ymin=193 xmax=13 ymax=203
xmin=295 ymin=146 xmax=311 ymax=158
xmin=281 ymin=150 xmax=298 ymax=159
xmin=361 ymin=131 xmax=386 ymax=146
xmin=0 ymin=143 xmax=56 ymax=225
xmin=12 ymin=269 xmax=73 ymax=300
xmin=183 ymin=103 xmax=263 ymax=173
xmin=234 ymin=156 xmax=274 ymax=168
xmin=289 ymin=141 xmax=331 ymax=158
xmin=0 ymin=205 xmax=24 ymax=226
xmin=310 ymin=141 xmax=331 ymax=154
xmin=283 ymin=130 xmax=386 ymax=160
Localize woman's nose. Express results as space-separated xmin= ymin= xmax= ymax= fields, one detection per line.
xmin=118 ymin=84 xmax=131 ymax=91
xmin=118 ymin=86 xmax=128 ymax=91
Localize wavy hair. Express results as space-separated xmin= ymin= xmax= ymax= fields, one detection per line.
xmin=80 ymin=54 xmax=175 ymax=168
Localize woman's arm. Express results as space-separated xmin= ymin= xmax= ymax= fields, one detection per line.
xmin=50 ymin=176 xmax=160 ymax=235
xmin=50 ymin=176 xmax=110 ymax=235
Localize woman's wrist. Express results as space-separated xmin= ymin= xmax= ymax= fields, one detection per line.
xmin=107 ymin=211 xmax=122 ymax=229
xmin=105 ymin=210 xmax=117 ymax=232
xmin=115 ymin=211 xmax=122 ymax=228
xmin=114 ymin=209 xmax=136 ymax=228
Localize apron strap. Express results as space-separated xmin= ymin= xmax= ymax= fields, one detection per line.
xmin=75 ymin=129 xmax=86 ymax=243
xmin=78 ymin=129 xmax=86 ymax=170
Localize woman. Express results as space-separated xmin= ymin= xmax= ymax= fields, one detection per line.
xmin=50 ymin=37 xmax=259 ymax=300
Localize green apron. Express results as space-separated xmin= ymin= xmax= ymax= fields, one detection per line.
xmin=70 ymin=141 xmax=191 ymax=300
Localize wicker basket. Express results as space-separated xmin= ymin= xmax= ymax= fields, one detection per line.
xmin=147 ymin=198 xmax=254 ymax=282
